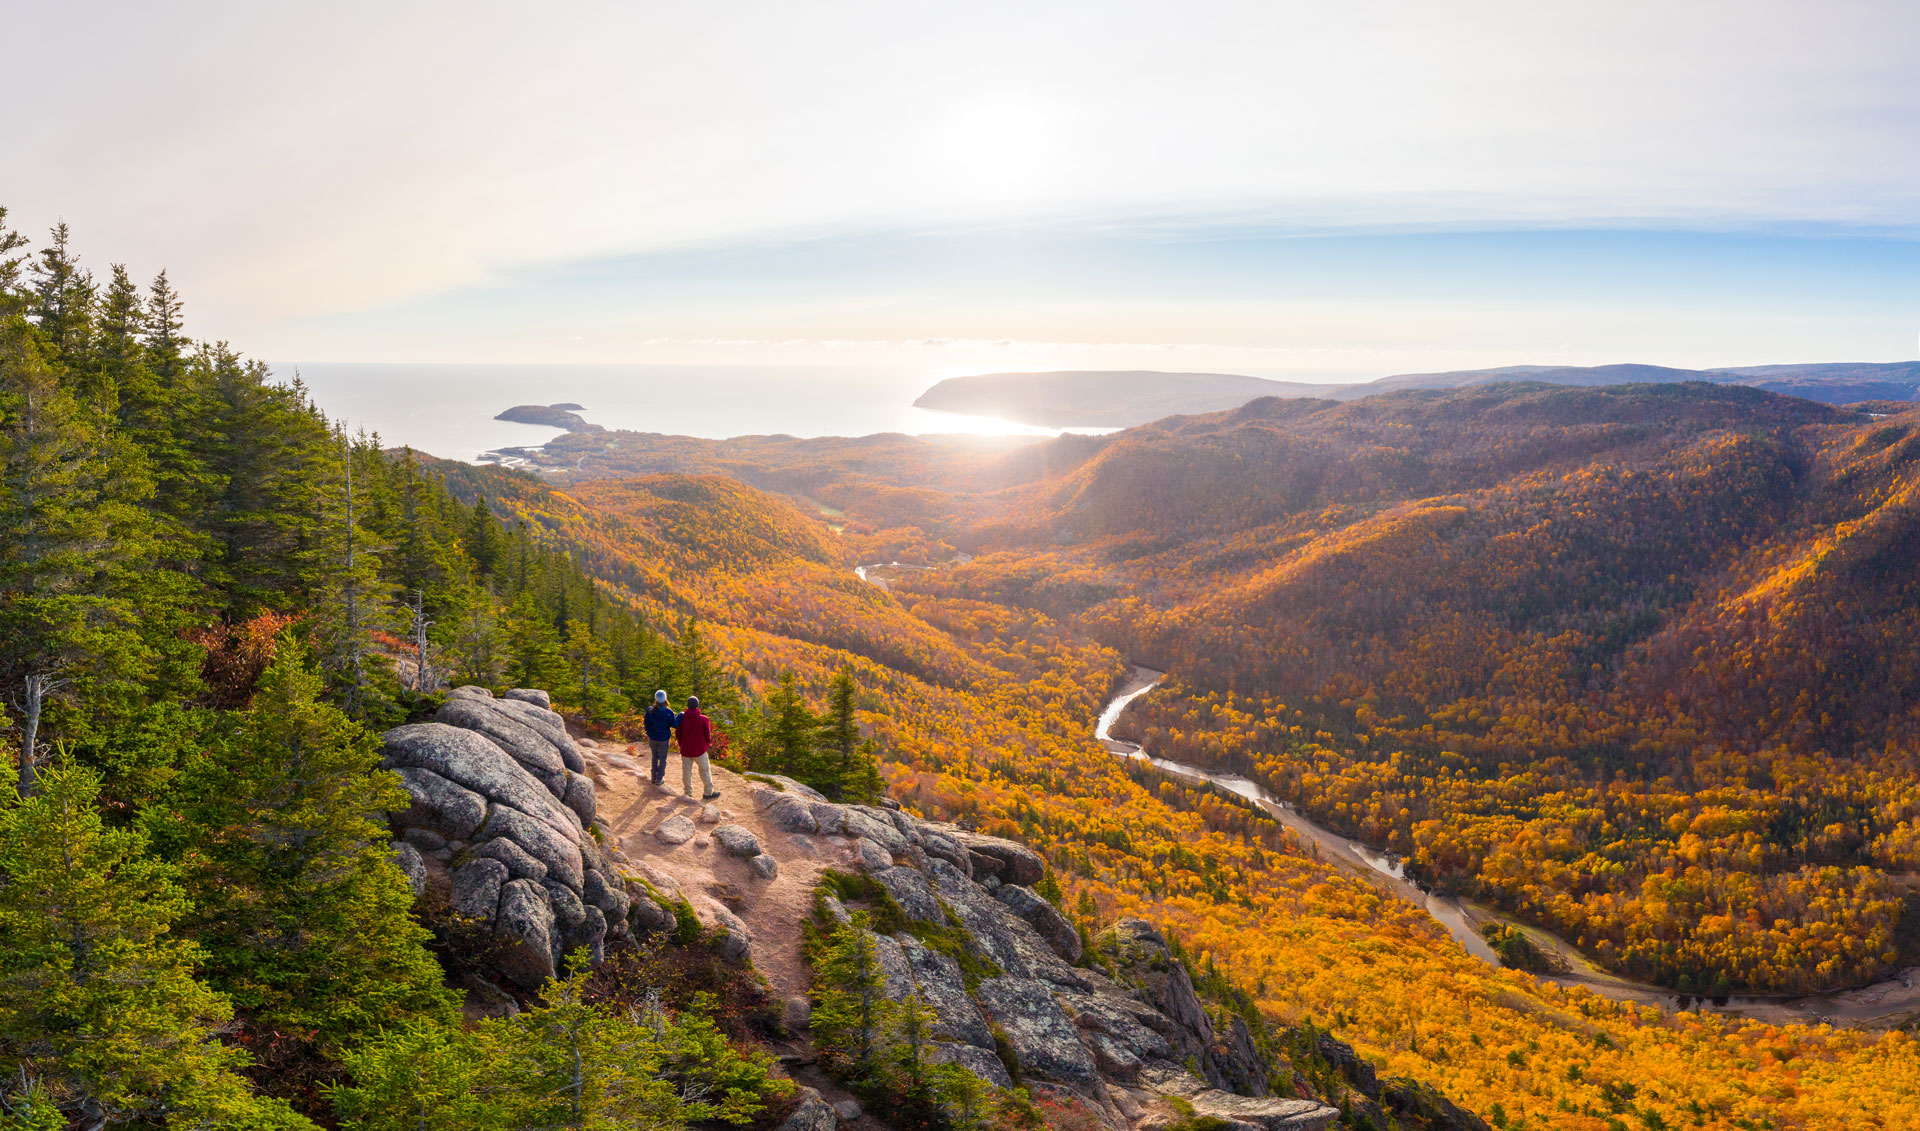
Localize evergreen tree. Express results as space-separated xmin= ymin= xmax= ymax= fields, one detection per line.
xmin=329 ymin=1021 xmax=511 ymax=1131
xmin=0 ymin=315 xmax=148 ymax=792
xmin=331 ymin=965 xmax=785 ymax=1131
xmin=314 ymin=433 xmax=397 ymax=718
xmin=840 ymin=738 xmax=884 ymax=804
xmin=157 ymin=641 xmax=454 ymax=1060
xmin=461 ymin=496 xmax=503 ymax=578
xmin=809 ymin=912 xmax=891 ymax=1075
xmin=0 ymin=210 xmax=28 ymax=314
xmin=755 ymin=671 xmax=826 ymax=785
xmin=26 ymin=223 xmax=92 ymax=358
xmin=142 ymin=269 xmax=185 ymax=381
xmin=444 ymin=591 xmax=504 ymax=687
xmin=821 ymin=664 xmax=860 ymax=780
xmin=0 ymin=765 xmax=312 ymax=1130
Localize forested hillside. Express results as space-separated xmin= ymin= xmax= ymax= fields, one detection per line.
xmin=890 ymin=384 xmax=1920 ymax=997
xmin=472 ymin=401 xmax=1920 ymax=1127
xmin=0 ymin=213 xmax=803 ymax=1127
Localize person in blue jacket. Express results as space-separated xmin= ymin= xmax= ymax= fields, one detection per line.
xmin=642 ymin=690 xmax=678 ymax=788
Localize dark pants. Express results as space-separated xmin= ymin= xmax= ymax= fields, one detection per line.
xmin=649 ymin=739 xmax=670 ymax=782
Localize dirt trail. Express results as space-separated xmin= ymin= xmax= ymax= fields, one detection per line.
xmin=577 ymin=740 xmax=859 ymax=1002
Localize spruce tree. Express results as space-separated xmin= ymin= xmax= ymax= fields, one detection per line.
xmin=0 ymin=315 xmax=147 ymax=793
xmin=758 ymin=671 xmax=824 ymax=785
xmin=26 ymin=223 xmax=92 ymax=358
xmin=461 ymin=496 xmax=503 ymax=578
xmin=0 ymin=765 xmax=311 ymax=1129
xmin=142 ymin=269 xmax=185 ymax=382
xmin=809 ymin=912 xmax=891 ymax=1075
xmin=158 ymin=641 xmax=453 ymax=1060
xmin=820 ymin=664 xmax=862 ymax=794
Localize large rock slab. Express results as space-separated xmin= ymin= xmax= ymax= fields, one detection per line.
xmin=767 ymin=795 xmax=820 ymax=833
xmin=654 ymin=815 xmax=696 ymax=845
xmin=929 ymin=1042 xmax=1013 ymax=1089
xmin=475 ymin=836 xmax=548 ymax=881
xmin=434 ymin=697 xmax=569 ymax=782
xmin=1105 ymin=920 xmax=1213 ymax=1045
xmin=1187 ymin=1092 xmax=1338 ymax=1131
xmin=494 ymin=878 xmax=559 ymax=989
xmin=995 ymin=884 xmax=1083 ymax=963
xmin=481 ymin=804 xmax=585 ymax=890
xmin=873 ymin=864 xmax=946 ymax=925
xmin=488 ymin=697 xmax=585 ymax=772
xmin=384 ymin=723 xmax=581 ymax=841
xmin=953 ymin=831 xmax=1045 ymax=886
xmin=925 ymin=858 xmax=1030 ymax=977
xmin=872 ymin=932 xmax=915 ymax=1002
xmin=973 ymin=977 xmax=1097 ymax=1084
xmin=840 ymin=808 xmax=907 ymax=854
xmin=452 ymin=857 xmax=509 ymax=919
xmin=898 ymin=935 xmax=994 ymax=1048
xmin=391 ymin=765 xmax=486 ymax=839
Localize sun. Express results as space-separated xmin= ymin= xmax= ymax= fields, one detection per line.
xmin=932 ymin=97 xmax=1060 ymax=203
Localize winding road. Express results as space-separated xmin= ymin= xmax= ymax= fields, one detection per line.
xmin=851 ymin=558 xmax=1920 ymax=1030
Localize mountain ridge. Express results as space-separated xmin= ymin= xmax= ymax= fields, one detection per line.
xmin=915 ymin=361 xmax=1920 ymax=427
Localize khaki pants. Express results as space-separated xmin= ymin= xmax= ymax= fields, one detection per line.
xmin=682 ymin=753 xmax=714 ymax=797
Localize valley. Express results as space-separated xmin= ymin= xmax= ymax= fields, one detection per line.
xmin=1092 ymin=666 xmax=1920 ymax=1032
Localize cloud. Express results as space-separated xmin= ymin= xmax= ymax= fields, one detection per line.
xmin=6 ymin=0 xmax=1918 ymax=361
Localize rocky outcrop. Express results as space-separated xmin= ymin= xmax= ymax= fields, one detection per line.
xmin=383 ymin=686 xmax=638 ymax=989
xmin=748 ymin=777 xmax=1339 ymax=1131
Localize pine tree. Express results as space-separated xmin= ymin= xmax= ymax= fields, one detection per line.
xmin=314 ymin=433 xmax=395 ymax=718
xmin=0 ymin=764 xmax=312 ymax=1130
xmin=142 ymin=269 xmax=185 ymax=382
xmin=757 ymin=671 xmax=825 ymax=785
xmin=157 ymin=641 xmax=454 ymax=1060
xmin=503 ymin=962 xmax=684 ymax=1131
xmin=0 ymin=315 xmax=147 ymax=793
xmin=461 ymin=497 xmax=503 ymax=578
xmin=26 ymin=223 xmax=92 ymax=358
xmin=329 ymin=1021 xmax=511 ymax=1131
xmin=0 ymin=210 xmax=28 ymax=315
xmin=444 ymin=591 xmax=504 ymax=687
xmin=821 ymin=664 xmax=860 ymax=789
xmin=809 ymin=912 xmax=892 ymax=1075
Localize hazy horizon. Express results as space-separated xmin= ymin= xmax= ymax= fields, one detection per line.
xmin=8 ymin=1 xmax=1920 ymax=380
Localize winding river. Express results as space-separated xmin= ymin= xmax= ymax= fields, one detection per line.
xmin=851 ymin=559 xmax=1920 ymax=1029
xmin=1097 ymin=666 xmax=1920 ymax=1030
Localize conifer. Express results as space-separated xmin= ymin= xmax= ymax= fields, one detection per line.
xmin=158 ymin=641 xmax=453 ymax=1058
xmin=0 ymin=765 xmax=311 ymax=1129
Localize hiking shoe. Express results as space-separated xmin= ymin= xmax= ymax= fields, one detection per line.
xmin=702 ymin=791 xmax=722 ymax=800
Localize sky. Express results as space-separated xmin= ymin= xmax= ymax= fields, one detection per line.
xmin=7 ymin=0 xmax=1920 ymax=382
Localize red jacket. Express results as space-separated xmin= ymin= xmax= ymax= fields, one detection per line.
xmin=676 ymin=708 xmax=713 ymax=757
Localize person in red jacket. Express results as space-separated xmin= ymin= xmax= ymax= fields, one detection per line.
xmin=676 ymin=696 xmax=719 ymax=800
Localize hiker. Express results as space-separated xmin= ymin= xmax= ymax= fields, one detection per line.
xmin=677 ymin=695 xmax=718 ymax=800
xmin=642 ymin=690 xmax=678 ymax=789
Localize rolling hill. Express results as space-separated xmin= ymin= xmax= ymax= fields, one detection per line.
xmin=913 ymin=361 xmax=1920 ymax=427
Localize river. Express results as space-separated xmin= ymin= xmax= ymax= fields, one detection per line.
xmin=1094 ymin=666 xmax=1920 ymax=1030
xmin=850 ymin=559 xmax=1920 ymax=1029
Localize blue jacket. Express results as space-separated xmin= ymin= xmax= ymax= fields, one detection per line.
xmin=644 ymin=703 xmax=680 ymax=741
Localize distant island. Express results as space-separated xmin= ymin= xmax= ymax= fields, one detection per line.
xmin=495 ymin=403 xmax=604 ymax=432
xmin=915 ymin=362 xmax=1920 ymax=428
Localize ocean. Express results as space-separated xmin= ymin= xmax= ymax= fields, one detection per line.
xmin=276 ymin=363 xmax=1090 ymax=463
